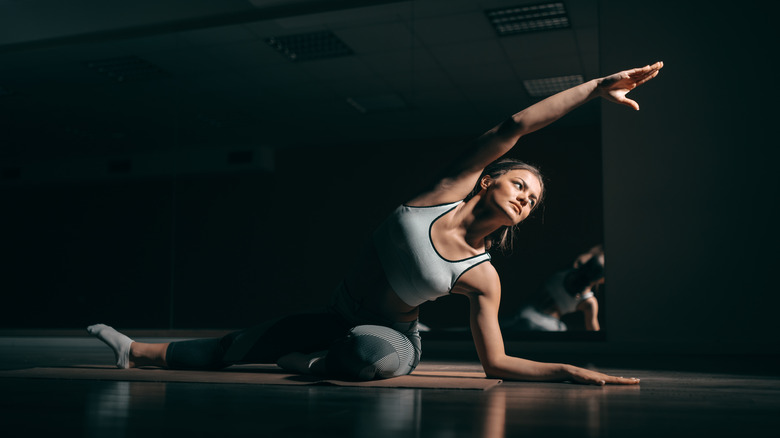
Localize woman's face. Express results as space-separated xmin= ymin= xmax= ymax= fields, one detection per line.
xmin=483 ymin=169 xmax=542 ymax=225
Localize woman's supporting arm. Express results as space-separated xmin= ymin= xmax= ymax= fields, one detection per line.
xmin=464 ymin=270 xmax=636 ymax=384
xmin=578 ymin=296 xmax=601 ymax=331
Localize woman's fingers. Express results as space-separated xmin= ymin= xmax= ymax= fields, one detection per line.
xmin=627 ymin=61 xmax=663 ymax=83
xmin=605 ymin=375 xmax=641 ymax=385
xmin=634 ymin=71 xmax=660 ymax=86
xmin=571 ymin=368 xmax=641 ymax=385
xmin=619 ymin=96 xmax=640 ymax=110
xmin=598 ymin=61 xmax=662 ymax=109
xmin=608 ymin=90 xmax=639 ymax=110
xmin=631 ymin=61 xmax=663 ymax=76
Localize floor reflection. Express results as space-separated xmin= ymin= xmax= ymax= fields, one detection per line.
xmin=481 ymin=388 xmax=506 ymax=438
xmin=307 ymin=381 xmax=639 ymax=438
xmin=497 ymin=384 xmax=640 ymax=437
xmin=84 ymin=380 xmax=167 ymax=437
xmin=80 ymin=375 xmax=640 ymax=437
xmin=415 ymin=383 xmax=641 ymax=437
xmin=350 ymin=389 xmax=422 ymax=437
xmin=85 ymin=381 xmax=131 ymax=438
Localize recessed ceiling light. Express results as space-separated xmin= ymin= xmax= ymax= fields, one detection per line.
xmin=266 ymin=31 xmax=352 ymax=62
xmin=523 ymin=75 xmax=583 ymax=98
xmin=486 ymin=2 xmax=570 ymax=36
xmin=85 ymin=56 xmax=164 ymax=82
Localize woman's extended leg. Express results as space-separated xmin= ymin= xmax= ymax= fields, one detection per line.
xmin=87 ymin=324 xmax=168 ymax=369
xmin=130 ymin=342 xmax=169 ymax=367
xmin=88 ymin=318 xmax=422 ymax=380
xmin=88 ymin=311 xmax=353 ymax=370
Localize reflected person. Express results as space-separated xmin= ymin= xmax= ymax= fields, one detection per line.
xmin=503 ymin=245 xmax=605 ymax=332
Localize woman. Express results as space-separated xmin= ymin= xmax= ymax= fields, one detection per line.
xmin=89 ymin=61 xmax=662 ymax=385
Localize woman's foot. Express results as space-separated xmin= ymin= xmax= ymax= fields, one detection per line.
xmin=86 ymin=324 xmax=134 ymax=368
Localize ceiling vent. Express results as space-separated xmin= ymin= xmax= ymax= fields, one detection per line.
xmin=523 ymin=75 xmax=584 ymax=98
xmin=266 ymin=31 xmax=353 ymax=62
xmin=486 ymin=2 xmax=570 ymax=36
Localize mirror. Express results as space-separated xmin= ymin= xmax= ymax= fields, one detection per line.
xmin=0 ymin=1 xmax=604 ymax=338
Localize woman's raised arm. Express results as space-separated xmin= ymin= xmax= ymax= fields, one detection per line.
xmin=410 ymin=61 xmax=663 ymax=206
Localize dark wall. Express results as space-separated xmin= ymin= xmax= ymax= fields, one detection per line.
xmin=0 ymin=173 xmax=276 ymax=329
xmin=600 ymin=0 xmax=779 ymax=353
xmin=0 ymin=120 xmax=603 ymax=330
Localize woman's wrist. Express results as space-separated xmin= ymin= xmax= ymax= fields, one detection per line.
xmin=587 ymin=78 xmax=603 ymax=100
xmin=559 ymin=363 xmax=575 ymax=380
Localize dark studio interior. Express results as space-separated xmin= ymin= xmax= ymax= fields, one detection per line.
xmin=1 ymin=1 xmax=778 ymax=437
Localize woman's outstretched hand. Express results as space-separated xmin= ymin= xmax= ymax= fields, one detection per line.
xmin=597 ymin=61 xmax=663 ymax=110
xmin=565 ymin=364 xmax=641 ymax=386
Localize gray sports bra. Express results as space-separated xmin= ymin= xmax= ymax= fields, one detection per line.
xmin=373 ymin=201 xmax=492 ymax=307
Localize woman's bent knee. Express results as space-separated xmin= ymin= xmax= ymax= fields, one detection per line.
xmin=326 ymin=325 xmax=419 ymax=380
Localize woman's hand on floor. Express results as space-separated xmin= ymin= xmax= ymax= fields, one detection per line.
xmin=565 ymin=365 xmax=641 ymax=385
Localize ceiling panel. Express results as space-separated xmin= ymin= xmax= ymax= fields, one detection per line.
xmin=411 ymin=11 xmax=496 ymax=46
xmin=299 ymin=56 xmax=375 ymax=82
xmin=499 ymin=30 xmax=581 ymax=61
xmin=510 ymin=54 xmax=584 ymax=79
xmin=335 ymin=22 xmax=420 ymax=53
xmin=428 ymin=39 xmax=507 ymax=68
xmin=0 ymin=0 xmax=602 ymax=171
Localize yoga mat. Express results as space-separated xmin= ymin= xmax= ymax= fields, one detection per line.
xmin=0 ymin=364 xmax=501 ymax=390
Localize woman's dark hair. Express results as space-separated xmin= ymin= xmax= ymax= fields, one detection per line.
xmin=564 ymin=249 xmax=605 ymax=296
xmin=466 ymin=158 xmax=545 ymax=253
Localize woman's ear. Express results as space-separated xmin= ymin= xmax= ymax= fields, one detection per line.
xmin=480 ymin=175 xmax=493 ymax=190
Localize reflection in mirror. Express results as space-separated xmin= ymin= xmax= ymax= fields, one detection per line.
xmin=502 ymin=244 xmax=605 ymax=333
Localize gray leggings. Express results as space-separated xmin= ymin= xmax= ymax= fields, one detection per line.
xmin=166 ymin=306 xmax=421 ymax=380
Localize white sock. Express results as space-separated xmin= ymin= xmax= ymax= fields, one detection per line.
xmin=87 ymin=324 xmax=134 ymax=369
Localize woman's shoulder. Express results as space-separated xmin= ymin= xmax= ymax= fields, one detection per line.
xmin=404 ymin=192 xmax=464 ymax=207
xmin=452 ymin=259 xmax=500 ymax=297
xmin=405 ymin=171 xmax=481 ymax=207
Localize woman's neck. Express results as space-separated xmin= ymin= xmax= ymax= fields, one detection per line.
xmin=458 ymin=195 xmax=505 ymax=249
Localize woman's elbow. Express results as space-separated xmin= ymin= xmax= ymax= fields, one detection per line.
xmin=498 ymin=116 xmax=528 ymax=138
xmin=480 ymin=355 xmax=510 ymax=379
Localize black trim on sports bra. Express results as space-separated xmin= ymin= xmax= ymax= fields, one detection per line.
xmin=425 ymin=202 xmax=491 ymax=263
xmin=401 ymin=201 xmax=461 ymax=208
xmin=448 ymin=257 xmax=493 ymax=294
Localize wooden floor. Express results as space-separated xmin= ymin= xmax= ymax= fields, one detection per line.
xmin=1 ymin=336 xmax=779 ymax=437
